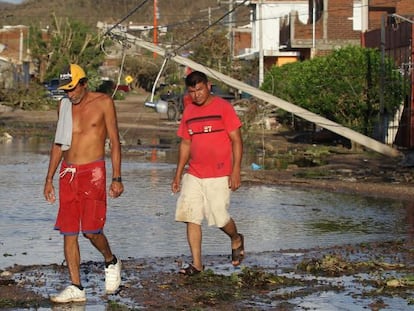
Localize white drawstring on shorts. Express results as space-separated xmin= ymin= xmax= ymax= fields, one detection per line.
xmin=59 ymin=167 xmax=76 ymax=183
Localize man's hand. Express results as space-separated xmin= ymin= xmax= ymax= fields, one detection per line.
xmin=109 ymin=181 xmax=124 ymax=198
xmin=228 ymin=171 xmax=241 ymax=192
xmin=171 ymin=176 xmax=181 ymax=194
xmin=44 ymin=182 xmax=56 ymax=203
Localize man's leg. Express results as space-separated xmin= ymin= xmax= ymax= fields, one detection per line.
xmin=85 ymin=232 xmax=121 ymax=294
xmin=220 ymin=218 xmax=244 ymax=266
xmin=50 ymin=235 xmax=86 ymax=303
xmin=186 ymin=222 xmax=203 ymax=271
xmin=84 ymin=232 xmax=114 ymax=262
xmin=63 ymin=235 xmax=82 ymax=286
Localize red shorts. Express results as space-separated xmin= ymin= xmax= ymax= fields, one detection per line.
xmin=55 ymin=160 xmax=107 ymax=235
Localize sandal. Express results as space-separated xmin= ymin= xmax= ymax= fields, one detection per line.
xmin=231 ymin=234 xmax=245 ymax=266
xmin=179 ymin=263 xmax=203 ymax=276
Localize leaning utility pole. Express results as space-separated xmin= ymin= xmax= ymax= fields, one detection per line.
xmin=101 ymin=26 xmax=401 ymax=158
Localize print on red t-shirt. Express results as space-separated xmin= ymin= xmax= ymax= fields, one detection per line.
xmin=177 ymin=97 xmax=242 ymax=178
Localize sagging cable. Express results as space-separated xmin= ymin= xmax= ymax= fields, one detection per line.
xmin=149 ymin=56 xmax=170 ymax=103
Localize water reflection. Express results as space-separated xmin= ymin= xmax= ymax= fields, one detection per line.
xmin=0 ymin=139 xmax=409 ymax=269
xmin=404 ymin=201 xmax=414 ymax=244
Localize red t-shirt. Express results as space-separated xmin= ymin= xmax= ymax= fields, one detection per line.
xmin=177 ymin=96 xmax=242 ymax=178
xmin=183 ymin=94 xmax=192 ymax=109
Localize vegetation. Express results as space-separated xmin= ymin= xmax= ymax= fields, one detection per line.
xmin=190 ymin=29 xmax=231 ymax=72
xmin=29 ymin=14 xmax=106 ymax=86
xmin=0 ymin=0 xmax=248 ymax=29
xmin=123 ymin=53 xmax=183 ymax=92
xmin=2 ymin=1 xmax=408 ymax=146
xmin=0 ymin=16 xmax=107 ymax=110
xmin=261 ymin=45 xmax=407 ymax=137
xmin=0 ymin=0 xmax=252 ymax=108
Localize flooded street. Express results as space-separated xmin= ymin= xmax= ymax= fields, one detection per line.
xmin=0 ymin=139 xmax=409 ymax=269
xmin=0 ymin=139 xmax=413 ymax=310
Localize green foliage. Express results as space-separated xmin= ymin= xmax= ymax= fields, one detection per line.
xmin=189 ymin=29 xmax=231 ymax=73
xmin=0 ymin=82 xmax=57 ymax=111
xmin=262 ymin=46 xmax=407 ymax=136
xmin=124 ymin=55 xmax=183 ymax=92
xmin=29 ymin=16 xmax=106 ymax=84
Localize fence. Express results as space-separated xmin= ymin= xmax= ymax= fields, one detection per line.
xmin=364 ymin=15 xmax=414 ymax=149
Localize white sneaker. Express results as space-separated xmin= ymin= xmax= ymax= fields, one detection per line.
xmin=50 ymin=285 xmax=86 ymax=303
xmin=105 ymin=258 xmax=122 ymax=294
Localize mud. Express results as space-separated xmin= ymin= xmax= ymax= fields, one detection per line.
xmin=1 ymin=93 xmax=414 ymax=309
xmin=1 ymin=240 xmax=414 ymax=310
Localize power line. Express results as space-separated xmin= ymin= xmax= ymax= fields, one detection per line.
xmin=102 ymin=0 xmax=411 ymax=59
xmin=171 ymin=0 xmax=249 ymax=54
xmin=104 ymin=0 xmax=150 ymax=36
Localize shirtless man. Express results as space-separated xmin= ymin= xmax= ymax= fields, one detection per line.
xmin=43 ymin=64 xmax=123 ymax=303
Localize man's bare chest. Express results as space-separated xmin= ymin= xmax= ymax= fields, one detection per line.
xmin=72 ymin=107 xmax=104 ymax=133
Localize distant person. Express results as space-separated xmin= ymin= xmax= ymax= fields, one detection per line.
xmin=182 ymin=93 xmax=192 ymax=109
xmin=43 ymin=64 xmax=123 ymax=302
xmin=171 ymin=71 xmax=245 ymax=275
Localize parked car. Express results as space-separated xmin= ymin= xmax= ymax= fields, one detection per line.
xmin=44 ymin=78 xmax=66 ymax=101
xmin=97 ymin=79 xmax=130 ymax=95
xmin=159 ymin=84 xmax=237 ymax=121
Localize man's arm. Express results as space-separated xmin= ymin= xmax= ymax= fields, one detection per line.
xmin=171 ymin=138 xmax=191 ymax=193
xmin=44 ymin=101 xmax=63 ymax=203
xmin=104 ymin=96 xmax=123 ymax=198
xmin=44 ymin=143 xmax=63 ymax=203
xmin=228 ymin=128 xmax=243 ymax=191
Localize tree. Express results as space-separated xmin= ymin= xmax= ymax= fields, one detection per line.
xmin=189 ymin=29 xmax=231 ymax=73
xmin=29 ymin=14 xmax=106 ymax=87
xmin=123 ymin=53 xmax=181 ymax=92
xmin=261 ymin=46 xmax=406 ymax=137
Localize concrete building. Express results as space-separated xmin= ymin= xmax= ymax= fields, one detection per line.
xmin=233 ymin=0 xmax=414 ymax=84
xmin=0 ymin=25 xmax=32 ymax=88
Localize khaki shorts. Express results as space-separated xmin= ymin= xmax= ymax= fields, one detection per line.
xmin=175 ymin=174 xmax=231 ymax=227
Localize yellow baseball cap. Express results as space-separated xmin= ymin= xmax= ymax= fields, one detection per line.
xmin=58 ymin=64 xmax=87 ymax=90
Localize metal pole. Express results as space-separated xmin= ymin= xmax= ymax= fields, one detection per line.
xmin=258 ymin=0 xmax=264 ymax=86
xmin=379 ymin=14 xmax=385 ymax=142
xmin=153 ymin=0 xmax=158 ymax=58
xmin=229 ymin=0 xmax=233 ymax=59
xmin=200 ymin=6 xmax=221 ymax=26
xmin=361 ymin=0 xmax=368 ymax=32
xmin=312 ymin=0 xmax=316 ymax=49
xmin=410 ymin=19 xmax=414 ymax=148
xmin=19 ymin=29 xmax=23 ymax=63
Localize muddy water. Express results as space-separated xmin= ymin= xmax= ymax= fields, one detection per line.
xmin=0 ymin=138 xmax=410 ymax=270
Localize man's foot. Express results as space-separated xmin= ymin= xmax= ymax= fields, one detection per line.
xmin=105 ymin=258 xmax=122 ymax=294
xmin=231 ymin=233 xmax=245 ymax=266
xmin=50 ymin=285 xmax=86 ymax=303
xmin=179 ymin=263 xmax=203 ymax=276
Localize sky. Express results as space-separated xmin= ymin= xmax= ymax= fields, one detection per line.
xmin=1 ymin=0 xmax=24 ymax=3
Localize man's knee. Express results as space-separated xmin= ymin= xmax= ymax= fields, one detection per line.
xmin=83 ymin=232 xmax=101 ymax=240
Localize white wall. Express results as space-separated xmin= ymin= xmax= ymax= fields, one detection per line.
xmin=252 ymin=2 xmax=309 ymax=52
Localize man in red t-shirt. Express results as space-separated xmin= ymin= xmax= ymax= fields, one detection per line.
xmin=182 ymin=93 xmax=192 ymax=109
xmin=171 ymin=71 xmax=244 ymax=275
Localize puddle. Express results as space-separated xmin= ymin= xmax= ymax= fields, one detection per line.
xmin=0 ymin=139 xmax=413 ymax=310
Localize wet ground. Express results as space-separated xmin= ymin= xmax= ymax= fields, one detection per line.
xmin=2 ymin=239 xmax=414 ymax=310
xmin=1 ymin=140 xmax=413 ymax=310
xmin=1 ymin=93 xmax=414 ymax=310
